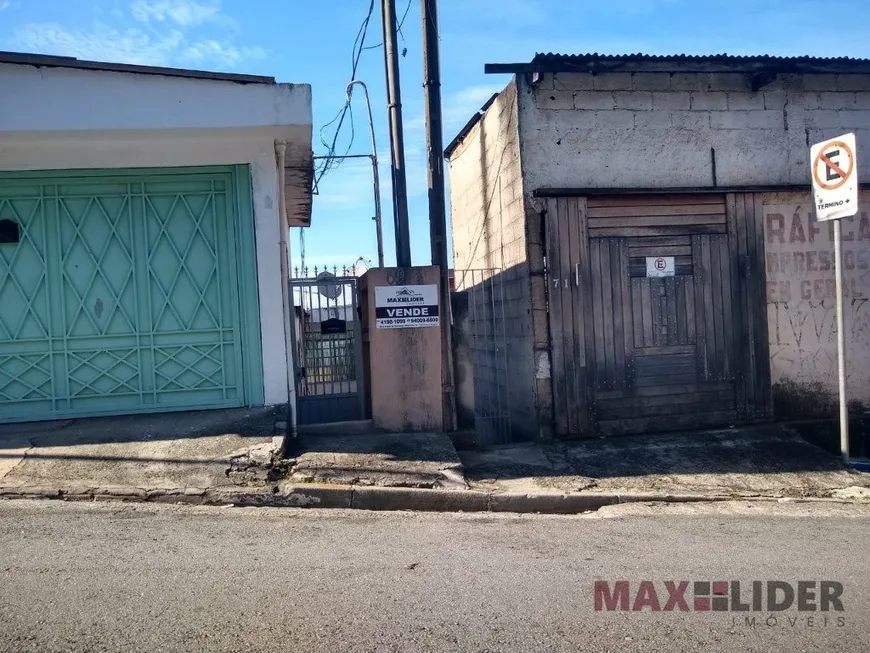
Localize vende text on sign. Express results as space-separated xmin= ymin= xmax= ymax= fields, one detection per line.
xmin=374 ymin=284 xmax=440 ymax=329
xmin=811 ymin=132 xmax=858 ymax=222
xmin=646 ymin=256 xmax=675 ymax=278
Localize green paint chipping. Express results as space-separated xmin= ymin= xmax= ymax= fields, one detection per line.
xmin=0 ymin=165 xmax=263 ymax=422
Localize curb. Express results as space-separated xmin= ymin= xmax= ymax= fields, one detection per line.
xmin=1 ymin=483 xmax=865 ymax=513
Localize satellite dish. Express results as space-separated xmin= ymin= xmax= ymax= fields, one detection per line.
xmin=316 ymin=271 xmax=341 ymax=299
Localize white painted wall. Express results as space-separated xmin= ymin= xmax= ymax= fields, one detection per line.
xmin=0 ymin=63 xmax=311 ymax=132
xmin=0 ymin=130 xmax=306 ymax=408
xmin=0 ymin=61 xmax=313 ymax=409
xmin=517 ymin=72 xmax=870 ymax=192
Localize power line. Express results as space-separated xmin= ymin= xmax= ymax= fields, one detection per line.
xmin=362 ymin=0 xmax=413 ymax=51
xmin=315 ymin=0 xmax=376 ymax=186
xmin=425 ymin=0 xmax=441 ymax=41
xmin=398 ymin=0 xmax=413 ymax=40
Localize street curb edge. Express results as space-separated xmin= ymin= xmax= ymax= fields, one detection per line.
xmin=0 ymin=483 xmax=863 ymax=513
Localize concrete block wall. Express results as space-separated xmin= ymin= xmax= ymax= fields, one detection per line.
xmin=515 ymin=69 xmax=870 ymax=434
xmin=448 ymin=81 xmax=539 ymax=443
xmin=519 ymin=72 xmax=870 ymax=192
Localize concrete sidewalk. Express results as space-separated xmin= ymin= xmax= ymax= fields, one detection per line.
xmin=284 ymin=430 xmax=466 ymax=489
xmin=458 ymin=425 xmax=870 ymax=500
xmin=2 ymin=416 xmax=869 ymax=511
xmin=0 ymin=408 xmax=286 ymax=500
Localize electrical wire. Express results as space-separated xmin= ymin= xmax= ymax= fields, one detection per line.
xmin=314 ymin=0 xmax=376 ymax=186
xmin=362 ymin=0 xmax=413 ymax=51
xmin=426 ymin=0 xmax=440 ymax=40
xmin=398 ymin=0 xmax=413 ymax=41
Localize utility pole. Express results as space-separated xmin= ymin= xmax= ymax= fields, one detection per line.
xmin=421 ymin=0 xmax=455 ymax=431
xmin=380 ymin=0 xmax=412 ymax=267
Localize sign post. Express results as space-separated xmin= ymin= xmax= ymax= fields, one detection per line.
xmin=810 ymin=132 xmax=859 ymax=464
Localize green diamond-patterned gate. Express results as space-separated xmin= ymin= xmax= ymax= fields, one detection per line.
xmin=0 ymin=166 xmax=263 ymax=422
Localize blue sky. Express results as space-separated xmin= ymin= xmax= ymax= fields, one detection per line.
xmin=2 ymin=0 xmax=870 ymax=270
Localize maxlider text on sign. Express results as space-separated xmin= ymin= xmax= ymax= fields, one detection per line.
xmin=374 ymin=284 xmax=439 ymax=329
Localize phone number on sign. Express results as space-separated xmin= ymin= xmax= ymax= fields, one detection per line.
xmin=376 ymin=317 xmax=439 ymax=329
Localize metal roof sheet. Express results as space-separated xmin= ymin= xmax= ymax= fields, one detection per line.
xmin=0 ymin=50 xmax=275 ymax=84
xmin=486 ymin=52 xmax=870 ymax=75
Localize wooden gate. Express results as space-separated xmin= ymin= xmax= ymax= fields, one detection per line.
xmin=546 ymin=193 xmax=771 ymax=437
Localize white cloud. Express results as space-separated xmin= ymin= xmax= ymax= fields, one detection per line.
xmin=130 ymin=0 xmax=220 ymax=27
xmin=10 ymin=22 xmax=185 ymax=65
xmin=395 ymin=95 xmax=480 ymax=203
xmin=182 ymin=39 xmax=265 ymax=67
xmin=443 ymin=84 xmax=505 ymax=134
xmin=406 ymin=85 xmax=503 ymax=136
xmin=314 ymin=157 xmax=384 ymax=209
xmin=7 ymin=1 xmax=264 ymax=70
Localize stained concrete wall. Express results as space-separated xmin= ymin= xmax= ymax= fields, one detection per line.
xmin=448 ymin=69 xmax=870 ymax=438
xmin=447 ymin=81 xmax=539 ymax=443
xmin=514 ymin=69 xmax=870 ymax=430
xmin=517 ymin=72 xmax=870 ymax=192
xmin=763 ymin=191 xmax=870 ymax=418
xmin=359 ymin=266 xmax=443 ymax=432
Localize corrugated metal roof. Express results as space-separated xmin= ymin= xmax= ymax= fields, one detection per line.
xmin=486 ymin=52 xmax=870 ymax=75
xmin=0 ymin=50 xmax=275 ymax=84
xmin=534 ymin=52 xmax=870 ymax=64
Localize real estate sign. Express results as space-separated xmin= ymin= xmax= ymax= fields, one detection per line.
xmin=374 ymin=285 xmax=440 ymax=329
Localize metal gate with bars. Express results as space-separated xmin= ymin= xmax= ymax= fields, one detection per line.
xmin=454 ymin=268 xmax=513 ymax=445
xmin=291 ymin=268 xmax=365 ymax=425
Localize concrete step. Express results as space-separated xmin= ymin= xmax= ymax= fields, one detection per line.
xmin=295 ymin=419 xmax=380 ymax=437
xmin=283 ymin=430 xmax=466 ymax=490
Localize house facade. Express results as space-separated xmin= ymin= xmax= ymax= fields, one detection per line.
xmin=0 ymin=52 xmax=312 ymax=423
xmin=446 ymin=53 xmax=870 ymax=444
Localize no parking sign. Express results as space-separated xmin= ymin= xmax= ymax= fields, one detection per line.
xmin=645 ymin=256 xmax=675 ymax=278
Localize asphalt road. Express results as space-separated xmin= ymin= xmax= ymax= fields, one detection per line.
xmin=0 ymin=500 xmax=868 ymax=653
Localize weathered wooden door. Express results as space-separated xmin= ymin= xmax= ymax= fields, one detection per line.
xmin=546 ymin=194 xmax=770 ymax=437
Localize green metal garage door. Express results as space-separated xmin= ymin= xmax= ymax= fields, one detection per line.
xmin=0 ymin=165 xmax=263 ymax=422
